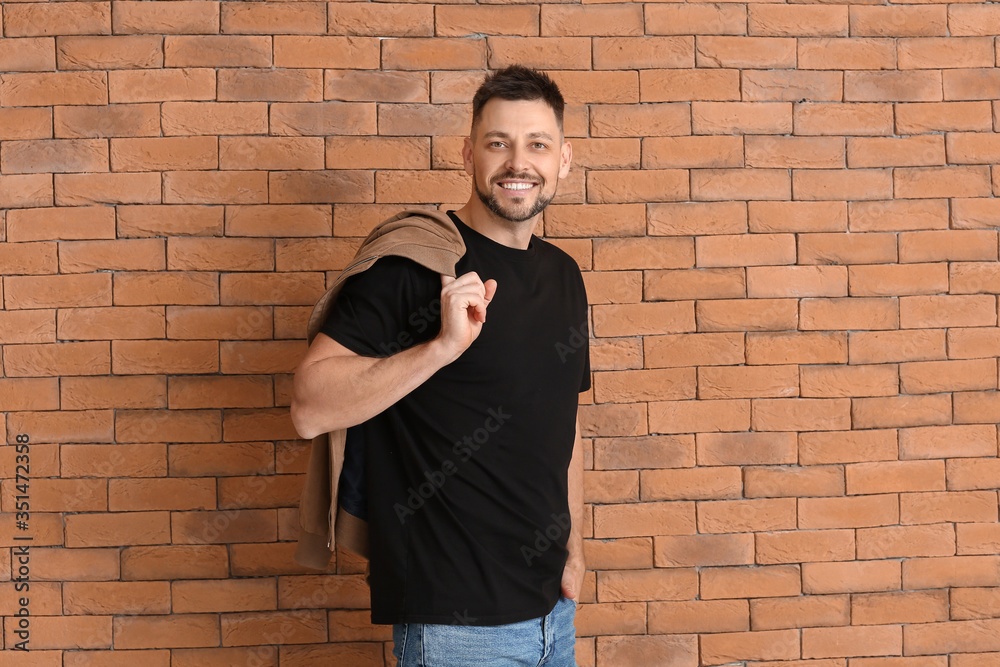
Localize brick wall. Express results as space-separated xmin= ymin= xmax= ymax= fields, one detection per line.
xmin=2 ymin=0 xmax=1000 ymax=665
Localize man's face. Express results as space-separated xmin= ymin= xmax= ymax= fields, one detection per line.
xmin=463 ymin=98 xmax=572 ymax=224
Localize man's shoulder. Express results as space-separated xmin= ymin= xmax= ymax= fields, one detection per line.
xmin=532 ymin=236 xmax=585 ymax=275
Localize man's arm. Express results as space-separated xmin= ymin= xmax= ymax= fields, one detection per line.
xmin=561 ymin=417 xmax=586 ymax=600
xmin=291 ymin=272 xmax=497 ymax=440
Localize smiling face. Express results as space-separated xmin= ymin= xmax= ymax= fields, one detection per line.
xmin=463 ymin=98 xmax=572 ymax=226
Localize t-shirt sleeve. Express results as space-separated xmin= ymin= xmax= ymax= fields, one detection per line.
xmin=320 ymin=256 xmax=441 ymax=358
xmin=573 ymin=260 xmax=592 ymax=394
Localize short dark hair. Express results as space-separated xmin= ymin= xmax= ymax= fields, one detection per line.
xmin=471 ymin=66 xmax=565 ymax=134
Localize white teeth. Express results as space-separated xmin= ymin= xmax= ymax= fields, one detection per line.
xmin=500 ymin=183 xmax=533 ymax=190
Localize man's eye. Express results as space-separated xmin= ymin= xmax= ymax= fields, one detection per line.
xmin=531 ymin=143 xmax=548 ymax=150
xmin=489 ymin=141 xmax=506 ymax=148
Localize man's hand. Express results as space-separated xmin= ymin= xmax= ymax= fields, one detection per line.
xmin=561 ymin=550 xmax=585 ymax=600
xmin=437 ymin=272 xmax=498 ymax=361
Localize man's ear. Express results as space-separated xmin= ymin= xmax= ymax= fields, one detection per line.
xmin=559 ymin=140 xmax=572 ymax=179
xmin=462 ymin=136 xmax=474 ymax=176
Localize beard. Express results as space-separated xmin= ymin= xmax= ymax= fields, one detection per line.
xmin=474 ymin=170 xmax=556 ymax=223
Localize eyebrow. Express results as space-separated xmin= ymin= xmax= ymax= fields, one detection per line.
xmin=482 ymin=130 xmax=556 ymax=142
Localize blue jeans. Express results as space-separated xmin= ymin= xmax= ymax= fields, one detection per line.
xmin=393 ymin=597 xmax=577 ymax=667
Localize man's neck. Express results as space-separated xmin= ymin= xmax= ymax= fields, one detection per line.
xmin=453 ymin=200 xmax=538 ymax=250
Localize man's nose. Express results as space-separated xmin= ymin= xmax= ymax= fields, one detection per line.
xmin=505 ymin=146 xmax=529 ymax=173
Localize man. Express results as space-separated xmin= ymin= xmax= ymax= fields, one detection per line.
xmin=291 ymin=66 xmax=589 ymax=666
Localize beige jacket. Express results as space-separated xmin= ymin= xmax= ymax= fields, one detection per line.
xmin=294 ymin=209 xmax=466 ymax=569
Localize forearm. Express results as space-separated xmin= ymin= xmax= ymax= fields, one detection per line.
xmin=566 ymin=418 xmax=585 ymax=560
xmin=291 ymin=337 xmax=454 ymax=439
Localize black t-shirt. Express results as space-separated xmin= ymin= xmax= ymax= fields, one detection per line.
xmin=322 ymin=212 xmax=590 ymax=625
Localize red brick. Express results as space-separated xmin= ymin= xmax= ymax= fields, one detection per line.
xmin=900 ymin=424 xmax=997 ymax=460
xmin=221 ymin=2 xmax=324 ymax=35
xmin=1 ymin=71 xmax=108 ymax=107
xmin=114 ymin=614 xmax=220 ymax=649
xmin=803 ymin=560 xmax=901 ymax=595
xmin=655 ymin=534 xmax=754 ymax=569
xmin=851 ymin=5 xmax=946 ymax=37
xmin=593 ymin=435 xmax=694 ymax=470
xmin=854 ymin=394 xmax=953 ymax=429
xmin=746 ymin=331 xmax=846 ymax=365
xmin=801 ymin=297 xmax=897 ymax=330
xmin=596 ymin=635 xmax=697 ymax=666
xmin=901 ymin=358 xmax=996 ymax=393
xmin=649 ymin=599 xmax=748 ymax=634
xmin=0 ymin=36 xmax=56 ymax=72
xmin=847 ymin=460 xmax=945 ymax=495
xmin=901 ymin=490 xmax=998 ymax=525
xmin=897 ymin=101 xmax=993 ymax=133
xmin=164 ymin=35 xmax=271 ymax=68
xmin=220 ymin=272 xmax=325 ymax=307
xmin=219 ymin=68 xmax=322 ymax=103
xmin=111 ymin=137 xmax=218 ymax=172
xmin=575 ymin=602 xmax=646 ymax=637
xmin=63 ymin=581 xmax=170 ymax=615
xmin=906 ymin=619 xmax=1000 ymax=655
xmin=945 ymin=70 xmax=1000 ymax=102
xmin=163 ymin=171 xmax=267 ymax=206
xmin=645 ymin=268 xmax=744 ymax=301
xmin=650 ymin=398 xmax=750 ymax=435
xmin=487 ymin=37 xmax=591 ymax=71
xmin=4 ymin=341 xmax=111 ymax=377
xmin=699 ymin=498 xmax=797 ymax=533
xmin=641 ymin=466 xmax=741 ymax=501
xmin=646 ymin=4 xmax=746 ymax=35
xmin=800 ymin=494 xmax=899 ymax=530
xmin=62 ymin=443 xmax=166 ymax=478
xmin=648 ymin=202 xmax=747 ymax=237
xmin=697 ymin=36 xmax=795 ymax=69
xmin=54 ymin=104 xmax=166 ymax=138
xmin=794 ymin=102 xmax=893 ymax=136
xmin=800 ymin=363 xmax=898 ymax=398
xmin=4 ymin=2 xmax=111 ymax=37
xmin=694 ymin=102 xmax=792 ymax=134
xmin=270 ymin=171 xmax=374 ymax=205
xmin=162 ymin=101 xmax=267 ymax=136
xmin=57 ymin=35 xmax=162 ymax=70
xmin=587 ymin=170 xmax=687 ymax=204
xmin=113 ymin=1 xmax=219 ymax=35
xmin=853 ymin=590 xmax=950 ymax=626
xmin=640 ymin=69 xmax=740 ymax=102
xmin=121 ymin=545 xmax=228 ymax=581
xmin=799 ymin=38 xmax=895 ymax=70
xmin=803 ymin=625 xmax=902 ymax=659
xmin=435 ymin=5 xmax=535 ymax=37
xmin=702 ymin=565 xmax=802 ymax=600
xmin=743 ymin=70 xmax=843 ymax=102
xmin=904 ymin=555 xmax=1000 ymax=589
xmin=846 ymin=70 xmax=942 ymax=102
xmin=593 ymin=36 xmax=694 ymax=70
xmin=113 ymin=271 xmax=219 ymax=306
xmin=109 ymin=478 xmax=215 ymax=512
xmin=848 ymin=329 xmax=945 ymax=364
xmin=0 ymin=240 xmax=56 ymax=274
xmin=949 ymin=327 xmax=1000 ymax=359
xmin=383 ymin=37 xmax=486 ymax=71
xmin=598 ymin=568 xmax=697 ymax=602
xmin=700 ymin=298 xmax=798 ymax=332
xmin=0 ymin=108 xmax=52 ymax=143
xmin=745 ymin=465 xmax=845 ymax=499
xmin=108 ymin=68 xmax=216 ymax=104
xmin=55 ymin=172 xmax=160 ymax=206
xmin=4 ymin=615 xmax=112 ymax=650
xmin=899 ymin=36 xmax=994 ymax=69
xmin=117 ymin=205 xmax=222 ymax=238
xmin=900 ymin=294 xmax=996 ymax=328
xmin=328 ymin=3 xmax=432 ymax=37
xmin=702 ymin=629 xmax=800 ymax=664
xmin=550 ymin=71 xmax=640 ymax=105
xmin=750 ymin=5 xmax=847 ymax=37
xmin=757 ymin=529 xmax=854 ymax=565
xmin=849 ymin=199 xmax=948 ymax=232
xmin=849 ymin=135 xmax=945 ymax=168
xmin=592 ymin=502 xmax=695 ymax=539
xmin=753 ymin=597 xmax=853 ymax=634
xmin=698 ymin=365 xmax=798 ymax=399
xmin=697 ymin=432 xmax=795 ymax=466
xmin=795 ymin=168 xmax=893 ymax=200
xmin=692 ymin=168 xmax=791 ymax=201
xmin=65 ymin=511 xmax=170 ymax=548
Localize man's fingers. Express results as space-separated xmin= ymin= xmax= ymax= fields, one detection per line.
xmin=483 ymin=278 xmax=498 ymax=305
xmin=441 ymin=274 xmax=456 ymax=287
